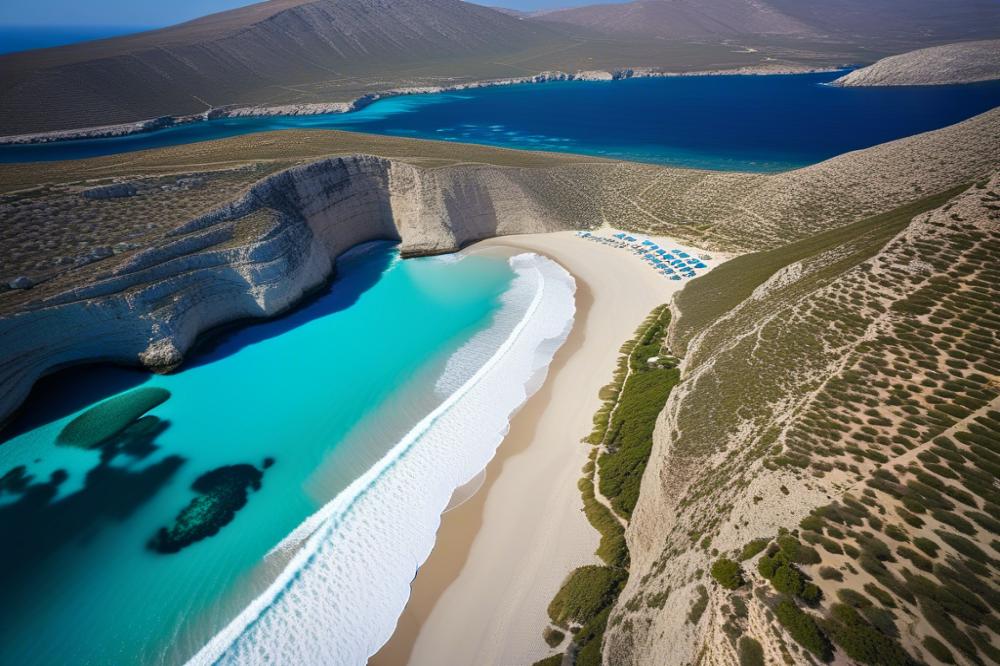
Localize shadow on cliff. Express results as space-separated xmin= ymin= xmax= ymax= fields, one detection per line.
xmin=1 ymin=365 xmax=150 ymax=444
xmin=0 ymin=242 xmax=399 ymax=444
xmin=0 ymin=417 xmax=183 ymax=615
xmin=185 ymin=240 xmax=398 ymax=370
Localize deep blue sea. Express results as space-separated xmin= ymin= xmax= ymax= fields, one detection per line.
xmin=3 ymin=72 xmax=1000 ymax=171
xmin=0 ymin=26 xmax=145 ymax=54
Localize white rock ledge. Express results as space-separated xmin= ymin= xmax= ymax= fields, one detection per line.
xmin=0 ymin=154 xmax=581 ymax=425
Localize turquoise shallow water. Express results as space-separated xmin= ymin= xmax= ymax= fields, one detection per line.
xmin=3 ymin=73 xmax=1000 ymax=170
xmin=0 ymin=243 xmax=516 ymax=664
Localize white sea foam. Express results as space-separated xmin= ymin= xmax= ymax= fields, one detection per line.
xmin=187 ymin=252 xmax=576 ymax=666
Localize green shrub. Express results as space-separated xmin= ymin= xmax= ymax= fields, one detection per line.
xmin=863 ymin=583 xmax=896 ymax=609
xmin=598 ymin=366 xmax=678 ymax=519
xmin=739 ymin=538 xmax=769 ymax=561
xmin=896 ymin=507 xmax=925 ymax=528
xmin=543 ymin=626 xmax=565 ymax=648
xmin=884 ymin=524 xmax=909 ymax=542
xmin=774 ymin=598 xmax=832 ymax=661
xmin=710 ymin=558 xmax=745 ymax=590
xmin=772 ymin=564 xmax=805 ymax=597
xmin=819 ymin=566 xmax=843 ymax=581
xmin=837 ymin=589 xmax=871 ymax=608
xmin=738 ymin=636 xmax=765 ymax=666
xmin=921 ymin=636 xmax=955 ymax=664
xmin=688 ymin=584 xmax=709 ymax=624
xmin=532 ymin=655 xmax=563 ymax=666
xmin=823 ymin=604 xmax=912 ymax=666
xmin=931 ymin=509 xmax=977 ymax=535
xmin=548 ymin=566 xmax=625 ymax=627
xmin=919 ymin=596 xmax=978 ymax=657
xmin=897 ymin=546 xmax=933 ymax=572
xmin=800 ymin=515 xmax=825 ymax=532
xmin=913 ymin=537 xmax=940 ymax=557
xmin=578 ymin=477 xmax=628 ymax=568
xmin=778 ymin=534 xmax=822 ymax=565
xmin=861 ymin=605 xmax=899 ymax=639
xmin=936 ymin=530 xmax=990 ymax=561
xmin=571 ymin=606 xmax=611 ymax=666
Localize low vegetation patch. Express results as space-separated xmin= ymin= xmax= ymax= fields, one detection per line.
xmin=710 ymin=557 xmax=744 ymax=590
xmin=598 ymin=306 xmax=678 ymax=519
xmin=548 ymin=565 xmax=626 ymax=628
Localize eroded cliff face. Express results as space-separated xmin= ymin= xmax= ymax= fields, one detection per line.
xmin=0 ymin=154 xmax=581 ymax=425
xmin=604 ymin=176 xmax=1000 ymax=665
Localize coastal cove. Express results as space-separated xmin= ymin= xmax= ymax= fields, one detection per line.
xmin=4 ymin=72 xmax=1000 ymax=171
xmin=0 ymin=243 xmax=576 ymax=665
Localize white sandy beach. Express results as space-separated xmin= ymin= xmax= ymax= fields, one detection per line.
xmin=372 ymin=230 xmax=725 ymax=665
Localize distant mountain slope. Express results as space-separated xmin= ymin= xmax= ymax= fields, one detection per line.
xmin=536 ymin=0 xmax=810 ymax=38
xmin=536 ymin=0 xmax=1000 ymax=43
xmin=835 ymin=39 xmax=1000 ymax=87
xmin=767 ymin=0 xmax=1000 ymax=42
xmin=0 ymin=0 xmax=574 ymax=134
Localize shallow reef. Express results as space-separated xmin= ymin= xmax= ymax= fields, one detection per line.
xmin=149 ymin=461 xmax=270 ymax=554
xmin=57 ymin=387 xmax=171 ymax=448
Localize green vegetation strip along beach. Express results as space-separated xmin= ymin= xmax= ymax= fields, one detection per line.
xmin=536 ymin=305 xmax=678 ymax=665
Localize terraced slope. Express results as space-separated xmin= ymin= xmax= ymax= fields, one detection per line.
xmin=604 ymin=175 xmax=1000 ymax=665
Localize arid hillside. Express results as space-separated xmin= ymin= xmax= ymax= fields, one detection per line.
xmin=538 ymin=0 xmax=1000 ymax=44
xmin=0 ymin=0 xmax=577 ymax=134
xmin=835 ymin=39 xmax=1000 ymax=87
xmin=536 ymin=0 xmax=809 ymax=38
xmin=603 ymin=171 xmax=1000 ymax=664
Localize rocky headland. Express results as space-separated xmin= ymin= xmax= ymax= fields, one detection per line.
xmin=834 ymin=39 xmax=1000 ymax=87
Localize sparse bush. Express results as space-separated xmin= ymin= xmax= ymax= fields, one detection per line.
xmin=543 ymin=626 xmax=565 ymax=648
xmin=738 ymin=636 xmax=765 ymax=666
xmin=739 ymin=538 xmax=769 ymax=561
xmin=548 ymin=566 xmax=625 ymax=627
xmin=688 ymin=584 xmax=709 ymax=624
xmin=922 ymin=636 xmax=955 ymax=664
xmin=819 ymin=566 xmax=843 ymax=581
xmin=774 ymin=598 xmax=832 ymax=661
xmin=710 ymin=558 xmax=744 ymax=590
xmin=913 ymin=537 xmax=939 ymax=557
xmin=823 ymin=604 xmax=911 ymax=666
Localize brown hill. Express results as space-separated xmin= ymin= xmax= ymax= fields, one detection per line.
xmin=537 ymin=0 xmax=1000 ymax=43
xmin=0 ymin=0 xmax=574 ymax=134
xmin=537 ymin=0 xmax=810 ymax=38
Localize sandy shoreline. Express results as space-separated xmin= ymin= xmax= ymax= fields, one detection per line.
xmin=372 ymin=230 xmax=719 ymax=665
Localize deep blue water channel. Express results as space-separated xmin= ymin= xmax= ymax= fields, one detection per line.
xmin=3 ymin=72 xmax=999 ymax=171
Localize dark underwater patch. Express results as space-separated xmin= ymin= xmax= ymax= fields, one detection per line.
xmin=149 ymin=461 xmax=271 ymax=554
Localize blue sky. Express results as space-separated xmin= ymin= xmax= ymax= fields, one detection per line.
xmin=0 ymin=1 xmax=255 ymax=26
xmin=0 ymin=0 xmax=617 ymax=27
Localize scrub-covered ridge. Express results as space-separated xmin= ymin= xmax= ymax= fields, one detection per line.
xmin=602 ymin=173 xmax=1000 ymax=665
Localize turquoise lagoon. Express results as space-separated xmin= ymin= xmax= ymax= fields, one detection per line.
xmin=0 ymin=244 xmax=575 ymax=664
xmin=4 ymin=73 xmax=1000 ymax=170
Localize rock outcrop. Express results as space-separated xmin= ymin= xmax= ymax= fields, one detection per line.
xmin=834 ymin=39 xmax=1000 ymax=87
xmin=0 ymin=154 xmax=580 ymax=425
